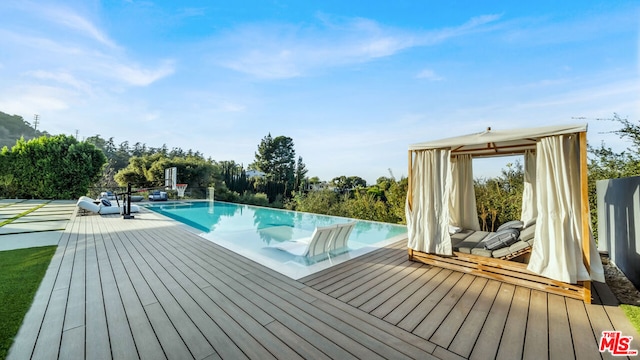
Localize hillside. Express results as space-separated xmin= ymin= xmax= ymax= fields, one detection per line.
xmin=0 ymin=111 xmax=47 ymax=149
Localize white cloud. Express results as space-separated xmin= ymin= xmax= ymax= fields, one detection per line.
xmin=0 ymin=4 xmax=174 ymax=89
xmin=26 ymin=70 xmax=93 ymax=93
xmin=416 ymin=69 xmax=444 ymax=81
xmin=0 ymin=85 xmax=71 ymax=114
xmin=213 ymin=14 xmax=502 ymax=79
xmin=43 ymin=6 xmax=118 ymax=49
xmin=107 ymin=60 xmax=176 ymax=86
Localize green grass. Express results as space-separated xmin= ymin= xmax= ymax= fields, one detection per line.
xmin=0 ymin=246 xmax=56 ymax=360
xmin=621 ymin=304 xmax=640 ymax=335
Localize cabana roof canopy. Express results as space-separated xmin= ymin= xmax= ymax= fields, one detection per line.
xmin=408 ymin=123 xmax=587 ymax=156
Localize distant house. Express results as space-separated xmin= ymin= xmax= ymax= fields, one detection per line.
xmin=246 ymin=170 xmax=265 ymax=179
xmin=307 ymin=181 xmax=334 ymax=191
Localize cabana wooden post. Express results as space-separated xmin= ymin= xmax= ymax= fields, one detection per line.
xmin=406 ymin=124 xmax=600 ymax=303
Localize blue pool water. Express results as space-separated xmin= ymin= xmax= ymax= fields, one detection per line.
xmin=143 ymin=201 xmax=408 ymax=279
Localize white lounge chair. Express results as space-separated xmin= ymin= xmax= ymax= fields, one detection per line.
xmin=268 ymin=225 xmax=336 ymax=257
xmin=76 ymin=198 xmax=139 ymax=215
xmin=328 ymin=222 xmax=356 ymax=254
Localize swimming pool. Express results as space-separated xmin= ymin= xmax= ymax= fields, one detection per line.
xmin=143 ymin=201 xmax=408 ymax=279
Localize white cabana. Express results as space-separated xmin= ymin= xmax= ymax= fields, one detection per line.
xmin=406 ymin=124 xmax=604 ymax=302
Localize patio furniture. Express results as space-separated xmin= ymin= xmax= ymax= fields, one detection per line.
xmin=76 ymin=198 xmax=140 ymax=216
xmin=148 ymin=190 xmax=168 ymax=201
xmin=406 ymin=124 xmax=604 ymax=302
xmin=268 ymin=225 xmax=336 ymax=258
xmin=328 ymin=222 xmax=357 ymax=255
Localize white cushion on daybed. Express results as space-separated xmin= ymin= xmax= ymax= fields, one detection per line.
xmin=99 ymin=204 xmax=139 ymax=215
xmin=76 ymin=199 xmax=139 ymax=215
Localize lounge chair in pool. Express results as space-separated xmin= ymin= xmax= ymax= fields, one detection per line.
xmin=328 ymin=222 xmax=356 ymax=255
xmin=268 ymin=225 xmax=336 ymax=258
xmin=76 ymin=197 xmax=140 ymax=216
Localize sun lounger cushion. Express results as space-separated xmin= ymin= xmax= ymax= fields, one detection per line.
xmin=519 ymin=224 xmax=536 ymax=242
xmin=77 ymin=200 xmax=100 ymax=213
xmin=98 ymin=204 xmax=140 ymax=215
xmin=79 ymin=196 xmax=95 ymax=203
xmin=509 ymin=240 xmax=531 ymax=253
xmin=450 ymin=229 xmax=474 ymax=245
xmin=497 ymin=220 xmax=524 ymax=231
xmin=483 ymin=228 xmax=520 ymax=250
xmin=454 ymin=231 xmax=490 ymax=253
xmin=490 ymin=246 xmax=513 ymax=258
xmin=523 ymin=218 xmax=536 ymax=229
xmin=471 ymin=247 xmax=493 ymax=257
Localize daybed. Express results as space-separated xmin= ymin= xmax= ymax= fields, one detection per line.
xmin=406 ymin=124 xmax=604 ymax=302
xmin=148 ymin=190 xmax=168 ymax=201
xmin=450 ymin=220 xmax=536 ymax=261
xmin=76 ymin=196 xmax=140 ymax=215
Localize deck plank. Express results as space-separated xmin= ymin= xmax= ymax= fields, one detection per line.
xmin=495 ymin=286 xmax=529 ymax=360
xmin=566 ymin=298 xmax=601 ymax=360
xmin=9 ymin=209 xmax=639 ymax=360
xmin=411 ymin=273 xmax=475 ymax=337
xmin=84 ymin=217 xmax=111 ymax=360
xmin=347 ymin=260 xmax=425 ymax=308
xmin=144 ymin=227 xmax=360 ymax=359
xmin=114 ymin=232 xmax=217 ymax=360
xmin=63 ymin=220 xmax=85 ymax=331
xmin=379 ymin=268 xmax=450 ymax=322
xmin=332 ymin=255 xmax=410 ymax=301
xmin=359 ymin=265 xmax=439 ymax=314
xmin=58 ymin=326 xmax=84 ymax=360
xmin=93 ymin=216 xmax=163 ymax=360
xmin=522 ymin=290 xmax=548 ymax=360
xmin=135 ymin=228 xmax=297 ymax=360
xmin=468 ymin=283 xmax=515 ymax=360
xmin=300 ymin=287 xmax=438 ymax=355
xmin=448 ymin=279 xmax=502 ymax=358
xmin=548 ymin=294 xmax=575 ymax=360
xmin=303 ymin=247 xmax=404 ymax=289
xmin=429 ymin=276 xmax=488 ymax=348
xmin=397 ymin=270 xmax=464 ymax=331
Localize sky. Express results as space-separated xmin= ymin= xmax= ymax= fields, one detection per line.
xmin=1 ymin=1 xmax=639 ymax=184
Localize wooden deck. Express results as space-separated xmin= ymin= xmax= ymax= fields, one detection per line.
xmin=8 ymin=209 xmax=640 ymax=359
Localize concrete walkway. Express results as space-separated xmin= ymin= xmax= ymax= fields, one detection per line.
xmin=0 ymin=200 xmax=76 ymax=251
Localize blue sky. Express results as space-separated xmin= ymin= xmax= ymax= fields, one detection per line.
xmin=1 ymin=1 xmax=638 ymax=183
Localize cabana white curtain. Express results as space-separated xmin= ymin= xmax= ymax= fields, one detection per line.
xmin=406 ymin=149 xmax=453 ymax=255
xmin=526 ymin=135 xmax=604 ymax=283
xmin=520 ymin=150 xmax=537 ymax=226
xmin=450 ymin=155 xmax=481 ymax=231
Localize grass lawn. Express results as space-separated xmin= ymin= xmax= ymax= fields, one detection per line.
xmin=0 ymin=246 xmax=56 ymax=360
xmin=621 ymin=304 xmax=640 ymax=335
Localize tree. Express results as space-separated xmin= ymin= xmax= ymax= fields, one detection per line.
xmin=588 ymin=114 xmax=640 ymax=236
xmin=331 ymin=176 xmax=367 ymax=193
xmin=294 ymin=156 xmax=308 ymax=192
xmin=219 ymin=160 xmax=250 ymax=194
xmin=249 ymin=134 xmax=299 ymax=200
xmin=474 ymin=162 xmax=524 ymax=231
xmin=0 ymin=111 xmax=49 ymax=148
xmin=114 ymin=153 xmax=223 ymax=198
xmin=0 ymin=135 xmax=106 ymax=199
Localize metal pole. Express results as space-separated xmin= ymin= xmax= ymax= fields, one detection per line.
xmin=123 ymin=183 xmax=135 ymax=219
